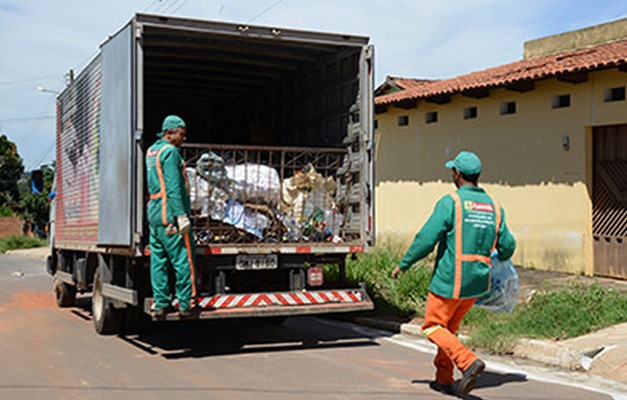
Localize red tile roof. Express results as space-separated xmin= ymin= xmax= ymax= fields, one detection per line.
xmin=376 ymin=39 xmax=627 ymax=106
xmin=393 ymin=78 xmax=434 ymax=90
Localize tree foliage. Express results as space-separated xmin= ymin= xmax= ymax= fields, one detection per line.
xmin=0 ymin=134 xmax=25 ymax=206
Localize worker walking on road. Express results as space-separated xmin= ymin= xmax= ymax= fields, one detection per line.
xmin=392 ymin=150 xmax=516 ymax=396
xmin=146 ymin=115 xmax=197 ymax=319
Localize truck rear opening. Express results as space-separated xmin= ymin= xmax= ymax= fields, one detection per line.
xmin=139 ymin=15 xmax=373 ymax=246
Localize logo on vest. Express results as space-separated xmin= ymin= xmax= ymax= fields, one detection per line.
xmin=464 ymin=201 xmax=494 ymax=213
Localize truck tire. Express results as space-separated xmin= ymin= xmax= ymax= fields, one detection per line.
xmin=92 ymin=264 xmax=123 ymax=335
xmin=53 ymin=277 xmax=76 ymax=307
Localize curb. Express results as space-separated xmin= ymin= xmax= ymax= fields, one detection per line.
xmin=512 ymin=338 xmax=582 ymax=370
xmin=4 ymin=247 xmax=49 ymax=259
xmin=352 ymin=317 xmax=582 ymax=371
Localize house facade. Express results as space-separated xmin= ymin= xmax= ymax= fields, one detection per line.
xmin=374 ymin=18 xmax=627 ymax=278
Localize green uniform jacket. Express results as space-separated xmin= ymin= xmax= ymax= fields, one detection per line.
xmin=399 ymin=186 xmax=516 ymax=299
xmin=146 ymin=139 xmax=191 ymax=226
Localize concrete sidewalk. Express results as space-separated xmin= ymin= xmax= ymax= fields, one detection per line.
xmin=5 ymin=246 xmax=50 ymax=260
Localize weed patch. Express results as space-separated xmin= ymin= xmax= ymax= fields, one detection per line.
xmin=0 ymin=236 xmax=47 ymax=253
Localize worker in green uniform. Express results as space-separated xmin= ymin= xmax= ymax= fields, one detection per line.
xmin=146 ymin=115 xmax=197 ymax=319
xmin=392 ymin=150 xmax=516 ymax=396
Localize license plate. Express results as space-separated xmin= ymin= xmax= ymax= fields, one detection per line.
xmin=235 ymin=254 xmax=278 ymax=270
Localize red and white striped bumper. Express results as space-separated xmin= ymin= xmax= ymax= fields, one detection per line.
xmin=144 ymin=288 xmax=373 ymax=320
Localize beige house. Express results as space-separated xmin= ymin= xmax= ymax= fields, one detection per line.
xmin=374 ymin=18 xmax=627 ymax=279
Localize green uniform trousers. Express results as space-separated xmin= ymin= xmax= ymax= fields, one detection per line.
xmin=149 ymin=223 xmax=196 ymax=312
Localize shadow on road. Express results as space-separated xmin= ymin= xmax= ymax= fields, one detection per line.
xmin=69 ymin=297 xmax=382 ymax=359
xmin=412 ymin=370 xmax=528 ymax=399
xmin=123 ymin=317 xmax=381 ymax=359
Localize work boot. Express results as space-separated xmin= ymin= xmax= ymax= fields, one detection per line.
xmin=429 ymin=381 xmax=455 ymax=395
xmin=150 ymin=305 xmax=175 ymax=319
xmin=459 ymin=359 xmax=485 ymax=395
xmin=151 ymin=308 xmax=167 ymax=320
xmin=179 ymin=306 xmax=201 ymax=320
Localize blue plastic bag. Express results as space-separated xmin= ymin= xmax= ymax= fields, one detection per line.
xmin=475 ymin=252 xmax=518 ymax=312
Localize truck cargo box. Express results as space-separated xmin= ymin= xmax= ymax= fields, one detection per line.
xmin=55 ymin=14 xmax=374 ymax=254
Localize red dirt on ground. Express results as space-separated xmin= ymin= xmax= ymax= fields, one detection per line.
xmin=14 ymin=292 xmax=56 ymax=308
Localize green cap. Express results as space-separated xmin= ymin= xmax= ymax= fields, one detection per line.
xmin=445 ymin=151 xmax=482 ymax=175
xmin=157 ymin=115 xmax=185 ymax=137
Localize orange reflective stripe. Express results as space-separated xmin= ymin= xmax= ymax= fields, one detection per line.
xmin=488 ymin=196 xmax=501 ymax=253
xmin=155 ymin=145 xmax=173 ymax=226
xmin=183 ymin=233 xmax=197 ymax=300
xmin=460 ymin=254 xmax=491 ymax=263
xmin=182 ymin=160 xmax=190 ymax=196
xmin=451 ymin=193 xmax=463 ymax=299
xmin=149 ymin=193 xmax=163 ymax=200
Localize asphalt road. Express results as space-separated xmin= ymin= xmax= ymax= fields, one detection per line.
xmin=0 ymin=253 xmax=622 ymax=400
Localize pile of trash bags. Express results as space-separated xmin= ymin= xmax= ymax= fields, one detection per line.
xmin=186 ymin=151 xmax=344 ymax=244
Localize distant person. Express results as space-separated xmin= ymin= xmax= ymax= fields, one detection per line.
xmin=146 ymin=115 xmax=198 ymax=319
xmin=392 ymin=151 xmax=516 ymax=396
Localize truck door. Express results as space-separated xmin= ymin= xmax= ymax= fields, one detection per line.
xmin=98 ymin=23 xmax=135 ymax=246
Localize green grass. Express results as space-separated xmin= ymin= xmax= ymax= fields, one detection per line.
xmin=465 ymin=283 xmax=627 ymax=353
xmin=0 ymin=236 xmax=47 ymax=253
xmin=322 ymin=236 xmax=433 ymax=318
xmin=0 ymin=206 xmax=15 ymax=217
xmin=339 ymin=238 xmax=627 ymax=354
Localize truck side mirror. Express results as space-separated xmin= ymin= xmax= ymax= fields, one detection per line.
xmin=31 ymin=170 xmax=44 ymax=194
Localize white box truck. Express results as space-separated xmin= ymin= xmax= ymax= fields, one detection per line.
xmin=48 ymin=13 xmax=375 ymax=334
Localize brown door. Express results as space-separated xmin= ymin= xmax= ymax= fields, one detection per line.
xmin=592 ymin=125 xmax=627 ymax=279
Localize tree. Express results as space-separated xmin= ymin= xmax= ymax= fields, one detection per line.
xmin=0 ymin=134 xmax=25 ymax=206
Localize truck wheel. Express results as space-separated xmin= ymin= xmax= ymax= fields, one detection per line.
xmin=92 ymin=265 xmax=123 ymax=335
xmin=53 ymin=277 xmax=76 ymax=307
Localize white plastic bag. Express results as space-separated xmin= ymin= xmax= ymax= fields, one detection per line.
xmin=475 ymin=252 xmax=518 ymax=312
xmin=225 ymin=163 xmax=280 ymax=206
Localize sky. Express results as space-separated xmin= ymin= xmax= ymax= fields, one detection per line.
xmin=0 ymin=0 xmax=626 ymax=170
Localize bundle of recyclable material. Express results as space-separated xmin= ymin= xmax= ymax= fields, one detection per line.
xmin=188 ymin=151 xmax=230 ymax=218
xmin=279 ymin=164 xmax=343 ymax=242
xmin=222 ymin=199 xmax=271 ymax=239
xmin=225 ymin=163 xmax=280 ymax=206
xmin=474 ymin=252 xmax=519 ymax=312
xmin=280 ymin=164 xmax=336 ymax=221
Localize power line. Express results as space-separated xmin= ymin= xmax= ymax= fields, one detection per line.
xmin=171 ymin=0 xmax=188 ymax=15
xmin=29 ymin=142 xmax=56 ymax=171
xmin=161 ymin=0 xmax=181 ymax=14
xmin=154 ymin=0 xmax=170 ymax=14
xmin=247 ymin=0 xmax=285 ymax=23
xmin=144 ymin=0 xmax=160 ymax=12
